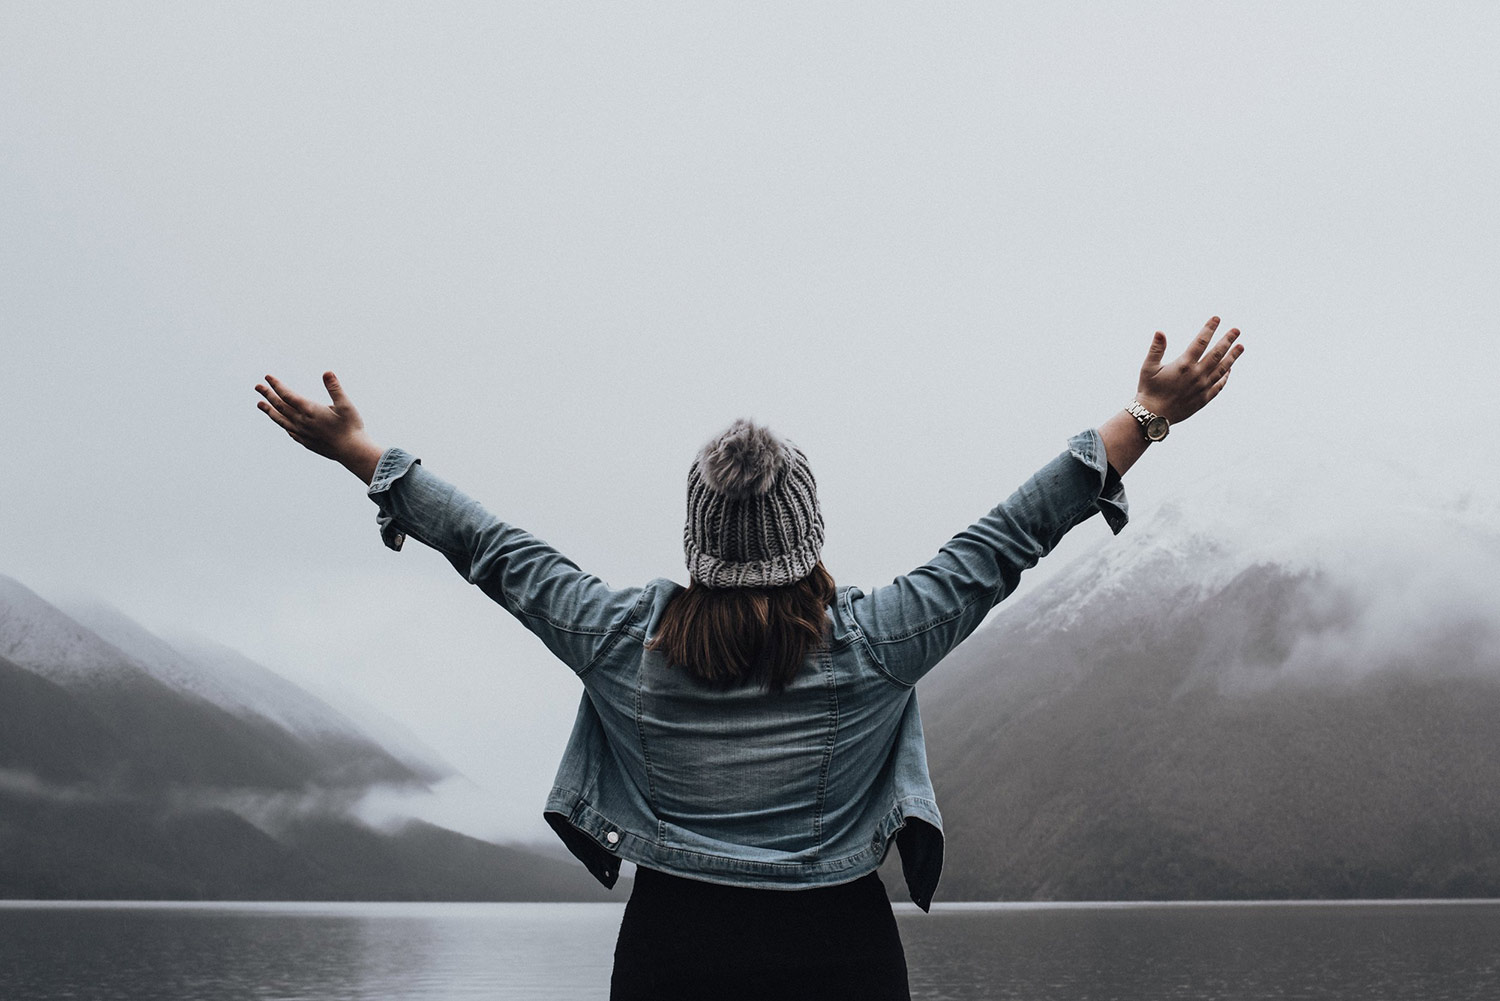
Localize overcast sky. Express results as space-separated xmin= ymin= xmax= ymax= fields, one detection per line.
xmin=4 ymin=2 xmax=1497 ymax=841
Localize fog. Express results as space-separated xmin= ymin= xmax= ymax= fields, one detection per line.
xmin=4 ymin=2 xmax=1497 ymax=840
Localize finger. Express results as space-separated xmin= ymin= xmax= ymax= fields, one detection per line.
xmin=1202 ymin=328 xmax=1241 ymax=372
xmin=256 ymin=382 xmax=292 ymax=415
xmin=323 ymin=370 xmax=349 ymax=406
xmin=265 ymin=374 xmax=315 ymax=415
xmin=1215 ymin=340 xmax=1245 ymax=379
xmin=257 ymin=399 xmax=297 ymax=433
xmin=1181 ymin=316 xmax=1220 ymax=364
xmin=1207 ymin=368 xmax=1231 ymax=400
xmin=1141 ymin=331 xmax=1167 ymax=372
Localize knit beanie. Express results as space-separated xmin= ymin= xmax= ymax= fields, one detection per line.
xmin=683 ymin=419 xmax=824 ymax=589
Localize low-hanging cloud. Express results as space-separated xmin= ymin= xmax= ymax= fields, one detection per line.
xmin=1155 ymin=450 xmax=1500 ymax=693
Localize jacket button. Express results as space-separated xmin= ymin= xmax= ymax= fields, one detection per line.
xmin=605 ymin=830 xmax=620 ymax=846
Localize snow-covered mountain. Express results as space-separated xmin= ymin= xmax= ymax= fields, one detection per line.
xmin=62 ymin=601 xmax=448 ymax=783
xmin=0 ymin=574 xmax=427 ymax=791
xmin=0 ymin=575 xmax=138 ymax=685
xmin=0 ymin=572 xmax=616 ymax=901
xmin=917 ymin=461 xmax=1500 ymax=900
xmin=61 ymin=601 xmax=358 ymax=741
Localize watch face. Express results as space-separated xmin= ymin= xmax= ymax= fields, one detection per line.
xmin=1146 ymin=416 xmax=1170 ymax=441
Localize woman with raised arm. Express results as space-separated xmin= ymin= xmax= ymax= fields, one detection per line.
xmin=256 ymin=318 xmax=1242 ymax=1000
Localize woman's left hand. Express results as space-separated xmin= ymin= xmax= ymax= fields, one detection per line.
xmin=256 ymin=371 xmax=384 ymax=483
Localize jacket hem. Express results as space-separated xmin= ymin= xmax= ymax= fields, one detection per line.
xmin=544 ymin=788 xmax=944 ymax=902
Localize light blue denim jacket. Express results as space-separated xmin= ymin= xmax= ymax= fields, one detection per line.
xmin=368 ymin=430 xmax=1127 ymax=910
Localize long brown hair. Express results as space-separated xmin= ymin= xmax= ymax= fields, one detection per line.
xmin=648 ymin=563 xmax=836 ymax=691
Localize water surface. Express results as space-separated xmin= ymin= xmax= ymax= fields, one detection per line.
xmin=2 ymin=899 xmax=1497 ymax=1000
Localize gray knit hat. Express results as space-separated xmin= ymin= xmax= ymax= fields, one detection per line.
xmin=683 ymin=419 xmax=824 ymax=589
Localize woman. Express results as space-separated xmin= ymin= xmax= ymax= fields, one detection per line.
xmin=256 ymin=318 xmax=1243 ymax=999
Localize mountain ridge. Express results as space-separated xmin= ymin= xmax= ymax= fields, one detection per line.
xmin=914 ymin=484 xmax=1500 ymax=901
xmin=0 ymin=572 xmax=619 ymax=901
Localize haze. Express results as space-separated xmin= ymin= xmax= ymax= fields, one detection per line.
xmin=3 ymin=2 xmax=1496 ymax=840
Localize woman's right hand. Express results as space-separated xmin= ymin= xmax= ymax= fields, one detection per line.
xmin=255 ymin=371 xmax=385 ymax=484
xmin=1134 ymin=316 xmax=1244 ymax=423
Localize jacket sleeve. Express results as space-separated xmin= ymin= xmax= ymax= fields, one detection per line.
xmin=849 ymin=429 xmax=1128 ymax=687
xmin=367 ymin=447 xmax=642 ymax=676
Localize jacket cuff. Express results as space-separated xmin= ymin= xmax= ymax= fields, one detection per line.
xmin=367 ymin=447 xmax=421 ymax=551
xmin=1067 ymin=428 xmax=1130 ymax=535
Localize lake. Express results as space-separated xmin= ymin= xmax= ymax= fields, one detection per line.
xmin=2 ymin=899 xmax=1497 ymax=999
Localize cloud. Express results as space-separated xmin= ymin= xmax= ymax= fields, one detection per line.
xmin=1151 ymin=450 xmax=1500 ymax=692
xmin=352 ymin=776 xmax=520 ymax=843
xmin=0 ymin=769 xmax=97 ymax=803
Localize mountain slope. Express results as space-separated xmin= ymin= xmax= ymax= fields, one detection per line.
xmin=0 ymin=574 xmax=612 ymax=901
xmin=0 ymin=576 xmax=423 ymax=792
xmin=65 ymin=601 xmax=439 ymax=787
xmin=0 ymin=653 xmax=141 ymax=787
xmin=917 ymin=482 xmax=1500 ymax=900
xmin=0 ymin=789 xmax=622 ymax=901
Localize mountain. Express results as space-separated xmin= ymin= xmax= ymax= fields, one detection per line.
xmin=916 ymin=469 xmax=1500 ymax=900
xmin=0 ymin=576 xmax=421 ymax=792
xmin=0 ymin=652 xmax=138 ymax=787
xmin=0 ymin=791 xmax=619 ymax=901
xmin=166 ymin=633 xmax=452 ymax=784
xmin=0 ymin=574 xmax=619 ymax=901
xmin=63 ymin=601 xmax=448 ymax=787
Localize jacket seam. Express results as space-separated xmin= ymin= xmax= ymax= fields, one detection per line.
xmin=384 ymin=517 xmax=609 ymax=636
xmin=863 ymin=633 xmax=914 ymax=688
xmin=630 ymin=840 xmax=882 ymax=871
xmin=632 ymin=651 xmax=661 ymax=811
xmin=384 ymin=494 xmax=627 ymax=641
xmin=840 ymin=590 xmax=912 ymax=689
xmin=861 ymin=489 xmax=1097 ymax=648
xmin=862 ymin=589 xmax=995 ymax=646
xmin=500 ymin=568 xmax=632 ymax=639
xmin=575 ymin=587 xmax=652 ymax=678
xmin=812 ymin=644 xmax=838 ymax=851
xmin=513 ymin=607 xmax=616 ymax=638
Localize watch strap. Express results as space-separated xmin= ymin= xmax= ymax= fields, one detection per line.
xmin=1125 ymin=401 xmax=1170 ymax=441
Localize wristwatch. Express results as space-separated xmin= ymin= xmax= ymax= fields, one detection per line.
xmin=1126 ymin=401 xmax=1170 ymax=442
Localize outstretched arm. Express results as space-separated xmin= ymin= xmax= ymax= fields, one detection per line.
xmin=853 ymin=317 xmax=1245 ymax=686
xmin=255 ymin=371 xmax=384 ymax=484
xmin=253 ymin=371 xmax=640 ymax=674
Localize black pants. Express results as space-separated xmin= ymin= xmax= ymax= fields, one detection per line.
xmin=610 ymin=867 xmax=910 ymax=1001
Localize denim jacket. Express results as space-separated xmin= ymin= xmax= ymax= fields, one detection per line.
xmin=368 ymin=430 xmax=1127 ymax=910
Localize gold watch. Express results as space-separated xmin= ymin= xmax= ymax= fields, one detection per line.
xmin=1126 ymin=401 xmax=1170 ymax=442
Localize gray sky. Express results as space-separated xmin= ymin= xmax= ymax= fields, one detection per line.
xmin=4 ymin=2 xmax=1497 ymax=840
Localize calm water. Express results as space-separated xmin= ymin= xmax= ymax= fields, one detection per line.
xmin=2 ymin=899 xmax=1498 ymax=1000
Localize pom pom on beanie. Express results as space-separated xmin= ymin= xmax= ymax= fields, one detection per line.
xmin=697 ymin=419 xmax=790 ymax=500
